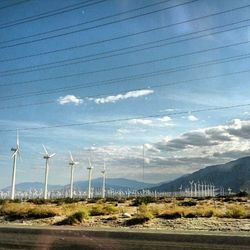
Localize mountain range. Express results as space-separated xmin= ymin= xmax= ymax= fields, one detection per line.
xmin=1 ymin=178 xmax=155 ymax=192
xmin=2 ymin=157 xmax=250 ymax=193
xmin=149 ymin=156 xmax=250 ymax=193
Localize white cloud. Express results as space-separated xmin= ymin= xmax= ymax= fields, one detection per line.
xmin=128 ymin=116 xmax=174 ymax=127
xmin=188 ymin=115 xmax=198 ymax=121
xmin=157 ymin=116 xmax=172 ymax=122
xmin=57 ymin=95 xmax=83 ymax=105
xmin=128 ymin=119 xmax=153 ymax=125
xmin=88 ymin=89 xmax=154 ymax=104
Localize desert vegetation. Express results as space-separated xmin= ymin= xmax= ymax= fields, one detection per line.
xmin=0 ymin=196 xmax=249 ymax=230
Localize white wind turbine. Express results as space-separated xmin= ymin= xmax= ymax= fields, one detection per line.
xmin=87 ymin=158 xmax=93 ymax=199
xmin=69 ymin=151 xmax=79 ymax=199
xmin=42 ymin=145 xmax=55 ymax=200
xmin=10 ymin=130 xmax=21 ymax=200
xmin=189 ymin=180 xmax=194 ymax=197
xmin=101 ymin=160 xmax=106 ymax=199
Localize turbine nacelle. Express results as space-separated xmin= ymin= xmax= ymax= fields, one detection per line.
xmin=42 ymin=145 xmax=55 ymax=159
xmin=69 ymin=151 xmax=79 ymax=166
xmin=11 ymin=130 xmax=21 ymax=159
xmin=87 ymin=158 xmax=93 ymax=170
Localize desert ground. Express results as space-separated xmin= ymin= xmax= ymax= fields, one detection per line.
xmin=0 ymin=196 xmax=249 ymax=232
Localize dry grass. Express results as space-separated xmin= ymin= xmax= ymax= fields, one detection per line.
xmin=0 ymin=197 xmax=249 ymax=225
xmin=89 ymin=203 xmax=118 ymax=216
xmin=0 ymin=202 xmax=60 ymax=220
xmin=56 ymin=209 xmax=89 ymax=225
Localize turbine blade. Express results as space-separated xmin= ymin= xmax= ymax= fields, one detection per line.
xmin=88 ymin=158 xmax=92 ymax=167
xmin=42 ymin=144 xmax=48 ymax=155
xmin=16 ymin=129 xmax=19 ymax=147
xmin=17 ymin=149 xmax=22 ymax=162
xmin=69 ymin=151 xmax=73 ymax=162
xmin=49 ymin=153 xmax=56 ymax=158
xmin=12 ymin=150 xmax=17 ymax=158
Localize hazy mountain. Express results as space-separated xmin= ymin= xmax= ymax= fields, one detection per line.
xmin=1 ymin=182 xmax=63 ymax=192
xmin=69 ymin=178 xmax=156 ymax=191
xmin=1 ymin=178 xmax=156 ymax=192
xmin=150 ymin=156 xmax=250 ymax=193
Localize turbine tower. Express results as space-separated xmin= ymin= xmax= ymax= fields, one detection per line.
xmin=69 ymin=151 xmax=79 ymax=199
xmin=42 ymin=145 xmax=55 ymax=200
xmin=87 ymin=158 xmax=93 ymax=199
xmin=189 ymin=180 xmax=194 ymax=197
xmin=101 ymin=160 xmax=106 ymax=199
xmin=10 ymin=130 xmax=21 ymax=200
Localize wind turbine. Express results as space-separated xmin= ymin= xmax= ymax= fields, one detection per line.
xmin=189 ymin=180 xmax=194 ymax=197
xmin=42 ymin=145 xmax=55 ymax=200
xmin=87 ymin=158 xmax=93 ymax=199
xmin=101 ymin=160 xmax=106 ymax=199
xmin=68 ymin=151 xmax=79 ymax=199
xmin=10 ymin=130 xmax=21 ymax=200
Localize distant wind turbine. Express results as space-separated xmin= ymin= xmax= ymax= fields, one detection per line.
xmin=69 ymin=151 xmax=79 ymax=199
xmin=42 ymin=145 xmax=55 ymax=200
xmin=10 ymin=130 xmax=21 ymax=200
xmin=101 ymin=160 xmax=106 ymax=199
xmin=189 ymin=180 xmax=194 ymax=197
xmin=87 ymin=158 xmax=93 ymax=199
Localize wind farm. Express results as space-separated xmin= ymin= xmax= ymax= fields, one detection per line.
xmin=0 ymin=0 xmax=250 ymax=247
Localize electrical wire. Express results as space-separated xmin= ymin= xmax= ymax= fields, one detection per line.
xmin=1 ymin=52 xmax=250 ymax=100
xmin=0 ymin=67 xmax=250 ymax=110
xmin=0 ymin=0 xmax=198 ymax=50
xmin=1 ymin=21 xmax=250 ymax=76
xmin=0 ymin=0 xmax=107 ymax=29
xmin=1 ymin=2 xmax=248 ymax=63
xmin=0 ymin=103 xmax=249 ymax=132
xmin=0 ymin=0 xmax=30 ymax=11
xmin=0 ymin=0 xmax=170 ymax=40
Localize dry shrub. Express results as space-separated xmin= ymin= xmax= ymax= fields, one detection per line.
xmin=0 ymin=202 xmax=60 ymax=220
xmin=89 ymin=204 xmax=118 ymax=216
xmin=224 ymin=205 xmax=247 ymax=219
xmin=123 ymin=204 xmax=153 ymax=226
xmin=137 ymin=203 xmax=153 ymax=219
xmin=56 ymin=209 xmax=89 ymax=225
xmin=158 ymin=210 xmax=182 ymax=219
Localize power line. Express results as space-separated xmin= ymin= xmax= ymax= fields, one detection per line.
xmin=0 ymin=0 xmax=107 ymax=29
xmin=1 ymin=2 xmax=248 ymax=63
xmin=0 ymin=0 xmax=198 ymax=50
xmin=0 ymin=0 xmax=30 ymax=11
xmin=0 ymin=67 xmax=250 ymax=110
xmin=1 ymin=21 xmax=250 ymax=76
xmin=0 ymin=103 xmax=249 ymax=132
xmin=1 ymin=37 xmax=249 ymax=84
xmin=0 ymin=0 xmax=170 ymax=42
xmin=1 ymin=52 xmax=250 ymax=100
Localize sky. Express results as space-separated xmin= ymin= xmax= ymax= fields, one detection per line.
xmin=0 ymin=0 xmax=250 ymax=189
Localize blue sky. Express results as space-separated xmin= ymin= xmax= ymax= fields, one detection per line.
xmin=0 ymin=0 xmax=250 ymax=189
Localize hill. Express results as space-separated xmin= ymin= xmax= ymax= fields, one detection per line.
xmin=67 ymin=178 xmax=156 ymax=191
xmin=1 ymin=178 xmax=156 ymax=192
xmin=1 ymin=182 xmax=63 ymax=192
xmin=150 ymin=156 xmax=250 ymax=193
